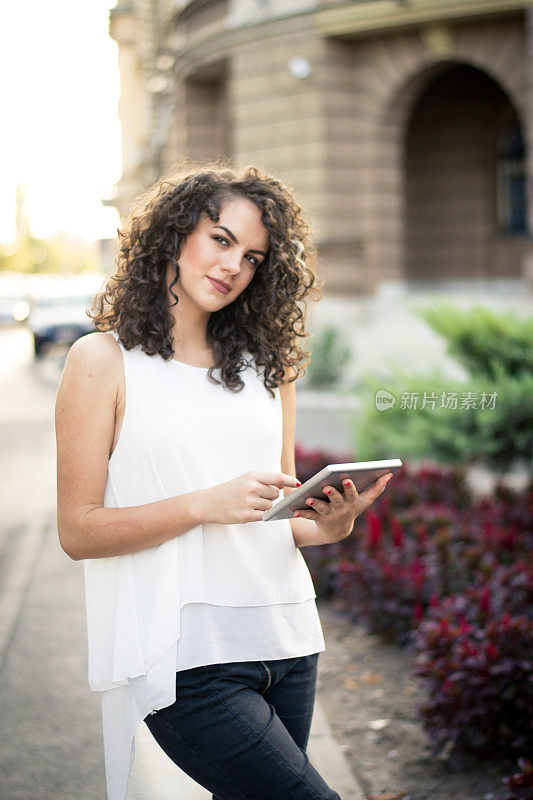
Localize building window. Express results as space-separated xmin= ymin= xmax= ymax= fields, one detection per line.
xmin=497 ymin=124 xmax=527 ymax=234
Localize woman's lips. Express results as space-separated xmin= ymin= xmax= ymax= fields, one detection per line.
xmin=207 ymin=276 xmax=231 ymax=294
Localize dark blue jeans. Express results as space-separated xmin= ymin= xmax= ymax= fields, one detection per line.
xmin=143 ymin=652 xmax=341 ymax=799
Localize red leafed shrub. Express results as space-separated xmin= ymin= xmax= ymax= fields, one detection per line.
xmin=413 ymin=591 xmax=533 ymax=765
xmin=296 ymin=445 xmax=533 ymax=764
xmin=298 ymin=449 xmax=533 ymax=647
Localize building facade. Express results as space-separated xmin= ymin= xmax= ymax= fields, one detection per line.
xmin=109 ymin=0 xmax=533 ymax=303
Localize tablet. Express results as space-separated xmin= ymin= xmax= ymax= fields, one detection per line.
xmin=261 ymin=459 xmax=403 ymax=522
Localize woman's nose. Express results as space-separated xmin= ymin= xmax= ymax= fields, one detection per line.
xmin=221 ymin=261 xmax=241 ymax=275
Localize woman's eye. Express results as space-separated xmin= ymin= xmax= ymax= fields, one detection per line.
xmin=213 ymin=236 xmax=258 ymax=267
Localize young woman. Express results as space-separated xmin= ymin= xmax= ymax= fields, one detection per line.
xmin=55 ymin=163 xmax=393 ymax=800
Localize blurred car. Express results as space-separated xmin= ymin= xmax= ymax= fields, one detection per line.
xmin=27 ymin=293 xmax=98 ymax=357
xmin=0 ymin=294 xmax=31 ymax=324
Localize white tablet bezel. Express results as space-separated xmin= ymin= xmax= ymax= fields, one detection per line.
xmin=261 ymin=459 xmax=403 ymax=522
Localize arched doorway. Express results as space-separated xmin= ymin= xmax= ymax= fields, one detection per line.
xmin=404 ymin=63 xmax=527 ymax=281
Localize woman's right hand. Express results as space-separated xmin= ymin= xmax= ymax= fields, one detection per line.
xmin=196 ymin=471 xmax=300 ymax=525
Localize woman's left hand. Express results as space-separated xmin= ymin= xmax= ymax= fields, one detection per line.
xmin=293 ymin=473 xmax=393 ymax=543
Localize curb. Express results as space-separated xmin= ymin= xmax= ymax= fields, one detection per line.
xmin=308 ymin=697 xmax=366 ymax=800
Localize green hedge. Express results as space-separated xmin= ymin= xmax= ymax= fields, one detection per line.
xmin=417 ymin=302 xmax=533 ymax=380
xmin=349 ymin=305 xmax=533 ymax=471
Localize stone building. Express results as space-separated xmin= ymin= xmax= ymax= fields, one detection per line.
xmin=108 ymin=0 xmax=532 ymax=382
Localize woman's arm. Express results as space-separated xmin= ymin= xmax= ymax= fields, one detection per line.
xmin=55 ymin=333 xmax=201 ymax=560
xmin=278 ymin=375 xmax=332 ymax=548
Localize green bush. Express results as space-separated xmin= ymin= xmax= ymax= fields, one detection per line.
xmin=349 ymin=305 xmax=533 ymax=471
xmin=306 ymin=324 xmax=352 ymax=387
xmin=417 ymin=303 xmax=533 ymax=379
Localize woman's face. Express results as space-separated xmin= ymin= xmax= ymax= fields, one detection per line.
xmin=170 ymin=197 xmax=269 ymax=311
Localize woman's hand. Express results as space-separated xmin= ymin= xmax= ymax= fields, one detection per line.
xmin=197 ymin=471 xmax=300 ymax=526
xmin=292 ymin=473 xmax=393 ymax=543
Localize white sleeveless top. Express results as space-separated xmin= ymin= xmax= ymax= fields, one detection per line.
xmin=82 ymin=332 xmax=325 ymax=800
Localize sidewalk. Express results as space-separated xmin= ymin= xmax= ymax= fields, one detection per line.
xmin=0 ymin=517 xmax=364 ymax=800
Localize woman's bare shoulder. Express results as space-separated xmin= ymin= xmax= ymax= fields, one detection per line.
xmin=68 ymin=330 xmax=121 ymax=364
xmin=60 ymin=331 xmax=123 ymax=397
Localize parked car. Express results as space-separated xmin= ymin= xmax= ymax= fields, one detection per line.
xmin=27 ymin=292 xmax=97 ymax=357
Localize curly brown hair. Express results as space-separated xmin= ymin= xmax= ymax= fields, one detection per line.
xmin=89 ymin=160 xmax=323 ymax=398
